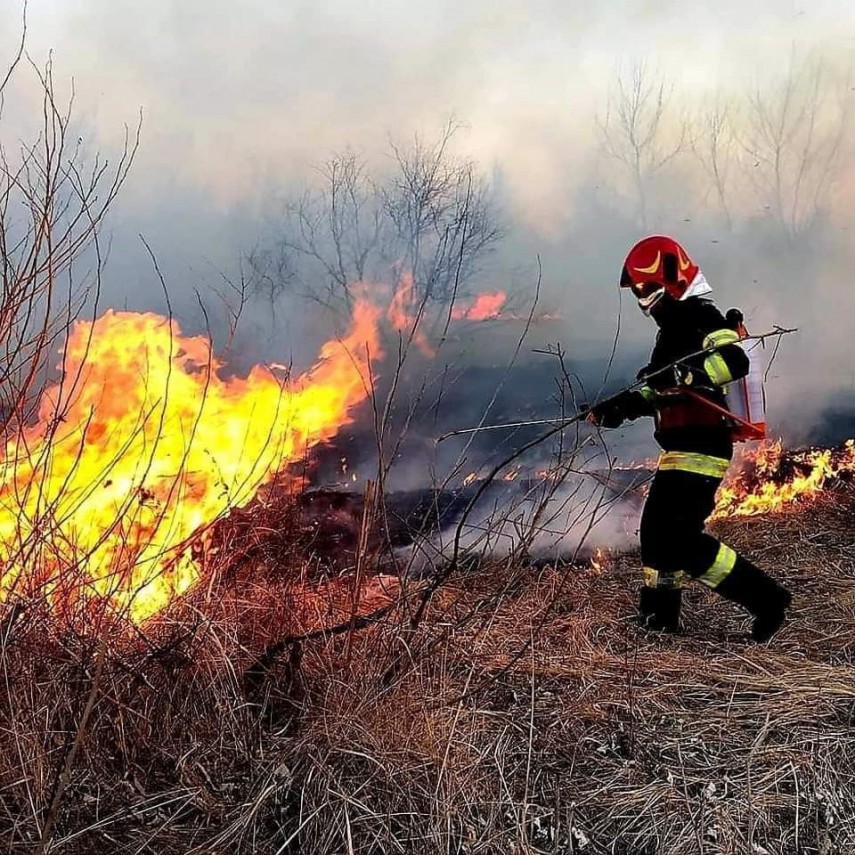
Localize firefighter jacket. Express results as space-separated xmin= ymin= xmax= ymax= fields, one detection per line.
xmin=634 ymin=296 xmax=749 ymax=460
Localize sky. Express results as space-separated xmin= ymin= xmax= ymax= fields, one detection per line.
xmin=2 ymin=0 xmax=855 ymax=445
xmin=5 ymin=0 xmax=853 ymax=216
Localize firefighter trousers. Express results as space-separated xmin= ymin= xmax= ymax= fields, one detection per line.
xmin=638 ymin=451 xmax=790 ymax=634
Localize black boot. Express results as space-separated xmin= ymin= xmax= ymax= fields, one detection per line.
xmin=639 ymin=586 xmax=682 ymax=633
xmin=714 ymin=557 xmax=792 ymax=642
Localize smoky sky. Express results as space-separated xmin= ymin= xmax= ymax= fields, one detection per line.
xmin=2 ymin=0 xmax=855 ymax=450
xmin=6 ymin=1 xmax=853 ymax=212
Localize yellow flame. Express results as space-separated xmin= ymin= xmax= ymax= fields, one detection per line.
xmin=590 ymin=547 xmax=608 ymax=573
xmin=714 ymin=439 xmax=855 ymax=518
xmin=0 ymin=305 xmax=381 ymax=623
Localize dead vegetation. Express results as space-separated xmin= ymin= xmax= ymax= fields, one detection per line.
xmin=1 ymin=483 xmax=853 ymax=854
xmin=1 ymin=23 xmax=854 ymax=854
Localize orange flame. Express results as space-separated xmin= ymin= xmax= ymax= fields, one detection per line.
xmin=590 ymin=547 xmax=609 ymax=573
xmin=386 ymin=272 xmax=434 ymax=356
xmin=452 ymin=292 xmax=506 ymax=321
xmin=714 ymin=439 xmax=855 ymax=518
xmin=0 ymin=304 xmax=380 ymax=623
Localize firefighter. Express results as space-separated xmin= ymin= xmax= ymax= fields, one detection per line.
xmin=588 ymin=235 xmax=792 ymax=642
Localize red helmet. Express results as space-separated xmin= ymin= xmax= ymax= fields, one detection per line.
xmin=620 ymin=235 xmax=700 ymax=309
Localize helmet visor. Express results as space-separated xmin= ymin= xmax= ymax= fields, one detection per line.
xmin=629 ymin=279 xmax=664 ymax=300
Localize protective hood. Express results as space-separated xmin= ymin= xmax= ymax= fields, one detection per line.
xmin=681 ymin=270 xmax=712 ymax=300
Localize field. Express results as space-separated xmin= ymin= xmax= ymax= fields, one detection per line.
xmin=2 ymin=482 xmax=853 ymax=854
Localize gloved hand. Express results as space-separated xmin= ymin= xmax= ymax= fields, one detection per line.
xmin=585 ymin=389 xmax=653 ymax=429
xmin=586 ymin=400 xmax=625 ymax=429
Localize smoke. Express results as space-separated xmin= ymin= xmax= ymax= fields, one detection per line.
xmin=398 ymin=468 xmax=646 ymax=576
xmin=2 ymin=0 xmax=854 ymax=458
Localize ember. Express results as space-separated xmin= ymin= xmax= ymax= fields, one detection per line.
xmin=590 ymin=547 xmax=609 ymax=573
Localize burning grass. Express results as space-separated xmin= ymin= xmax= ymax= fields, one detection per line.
xmin=0 ymin=306 xmax=382 ymax=625
xmin=715 ymin=438 xmax=855 ymax=518
xmin=2 ymin=480 xmax=854 ymax=853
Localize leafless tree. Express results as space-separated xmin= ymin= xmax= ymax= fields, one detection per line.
xmin=692 ymin=98 xmax=737 ymax=230
xmin=382 ymin=122 xmax=500 ymax=306
xmin=598 ymin=61 xmax=688 ymax=229
xmin=737 ymin=51 xmax=851 ymax=239
xmin=248 ymin=150 xmax=381 ymax=313
xmin=248 ymin=120 xmax=501 ymax=317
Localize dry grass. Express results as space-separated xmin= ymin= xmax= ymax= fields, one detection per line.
xmin=1 ymin=485 xmax=854 ymax=854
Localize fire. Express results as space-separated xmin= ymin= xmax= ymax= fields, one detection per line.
xmin=452 ymin=292 xmax=506 ymax=321
xmin=0 ymin=305 xmax=380 ymax=623
xmin=386 ymin=272 xmax=434 ymax=356
xmin=590 ymin=547 xmax=609 ymax=573
xmin=714 ymin=439 xmax=855 ymax=518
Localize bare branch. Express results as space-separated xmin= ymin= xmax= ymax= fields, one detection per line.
xmin=597 ymin=60 xmax=688 ymax=228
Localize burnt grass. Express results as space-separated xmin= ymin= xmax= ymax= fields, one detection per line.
xmin=1 ymin=485 xmax=854 ymax=854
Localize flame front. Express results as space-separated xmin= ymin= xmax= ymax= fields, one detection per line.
xmin=452 ymin=292 xmax=506 ymax=321
xmin=0 ymin=305 xmax=380 ymax=623
xmin=714 ymin=439 xmax=855 ymax=518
